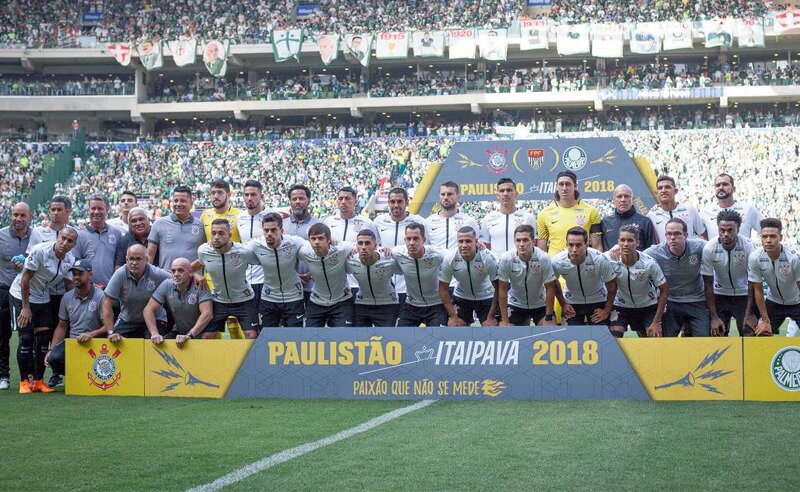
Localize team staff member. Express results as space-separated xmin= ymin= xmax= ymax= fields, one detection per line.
xmin=284 ymin=184 xmax=320 ymax=303
xmin=552 ymin=227 xmax=617 ymax=326
xmin=148 ymin=185 xmax=206 ymax=270
xmin=298 ymin=223 xmax=356 ymax=327
xmin=749 ymin=218 xmax=800 ymax=336
xmin=497 ymin=225 xmax=558 ymax=326
xmin=236 ymin=180 xmax=271 ymax=327
xmin=606 ymin=225 xmax=668 ymax=338
xmin=145 ymin=258 xmax=213 ymax=346
xmin=481 ymin=178 xmax=536 ymax=254
xmin=702 ymin=173 xmax=762 ymax=240
xmin=105 ymin=244 xmax=171 ymax=340
xmin=538 ymin=171 xmax=602 ymax=256
xmin=249 ymin=213 xmax=306 ymax=328
xmin=46 ymin=260 xmax=107 ymax=377
xmin=114 ymin=208 xmax=154 ymax=269
xmin=0 ymin=202 xmax=32 ymax=390
xmin=393 ymin=223 xmax=447 ymax=327
xmin=439 ymin=227 xmax=499 ymax=326
xmin=107 ymin=190 xmax=137 ymax=231
xmin=700 ymin=210 xmax=756 ymax=336
xmin=647 ymin=176 xmax=706 ymax=244
xmin=346 ymin=230 xmax=401 ymax=327
xmin=9 ymin=227 xmax=78 ymax=393
xmin=644 ymin=218 xmax=710 ymax=336
xmin=73 ymin=195 xmax=125 ymax=288
xmin=426 ymin=181 xmax=479 ymax=251
xmin=601 ymin=184 xmax=658 ymax=251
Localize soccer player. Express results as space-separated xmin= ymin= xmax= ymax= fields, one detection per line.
xmin=425 ymin=181 xmax=479 ymax=251
xmin=144 ymin=258 xmax=213 ymax=346
xmin=482 ymin=177 xmax=536 ymax=254
xmin=193 ymin=219 xmax=261 ymax=339
xmin=439 ymin=227 xmax=499 ymax=326
xmin=497 ymin=225 xmax=558 ymax=326
xmin=0 ymin=202 xmax=32 ymax=390
xmin=701 ymin=210 xmax=756 ymax=336
xmin=701 ymin=173 xmax=762 ymax=240
xmin=537 ymin=171 xmax=602 ymax=256
xmin=200 ymin=179 xmax=242 ymax=242
xmin=73 ymin=195 xmax=125 ymax=287
xmin=284 ymin=184 xmax=320 ymax=303
xmin=644 ymin=218 xmax=710 ymax=336
xmin=600 ymin=184 xmax=658 ymax=251
xmin=298 ymin=223 xmax=356 ymax=327
xmin=606 ymin=225 xmax=668 ymax=337
xmin=9 ymin=227 xmax=78 ymax=393
xmin=148 ymin=185 xmax=206 ymax=270
xmin=114 ymin=207 xmax=154 ymax=268
xmin=748 ymin=218 xmax=800 ymax=336
xmin=392 ymin=223 xmax=447 ymax=327
xmin=107 ymin=190 xmax=138 ymax=231
xmin=105 ymin=244 xmax=171 ymax=340
xmin=346 ymin=229 xmax=401 ymax=326
xmin=45 ymin=260 xmax=107 ymax=377
xmin=236 ymin=180 xmax=271 ymax=325
xmin=647 ymin=176 xmax=706 ymax=244
xmin=249 ymin=212 xmax=306 ymax=328
xmin=552 ymin=227 xmax=617 ymax=326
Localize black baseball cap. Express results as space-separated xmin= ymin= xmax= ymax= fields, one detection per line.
xmin=70 ymin=260 xmax=92 ymax=272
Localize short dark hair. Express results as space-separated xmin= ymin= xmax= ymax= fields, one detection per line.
xmin=497 ymin=177 xmax=516 ymax=188
xmin=211 ymin=218 xmax=230 ymax=228
xmin=440 ymin=181 xmax=459 ymax=194
xmin=619 ymin=224 xmax=639 ymax=237
xmin=717 ymin=209 xmax=742 ymax=227
xmin=761 ymin=218 xmax=782 ymax=232
xmin=566 ymin=226 xmax=588 ymax=243
xmin=715 ymin=173 xmax=734 ymax=187
xmin=211 ymin=179 xmax=230 ymax=193
xmin=514 ymin=224 xmax=535 ymax=240
xmin=338 ymin=186 xmax=358 ymax=198
xmin=457 ymin=226 xmax=477 ymax=237
xmin=666 ymin=217 xmax=687 ymax=233
xmin=288 ymin=184 xmax=311 ymax=200
xmin=50 ymin=195 xmax=72 ymax=210
xmin=88 ymin=195 xmax=109 ymax=208
xmin=262 ymin=212 xmax=283 ymax=228
xmin=120 ymin=190 xmax=136 ymax=200
xmin=244 ymin=180 xmax=263 ymax=191
xmin=388 ymin=187 xmax=408 ymax=202
xmin=405 ymin=222 xmax=426 ymax=238
xmin=308 ymin=222 xmax=331 ymax=240
xmin=357 ymin=229 xmax=377 ymax=241
xmin=173 ymin=185 xmax=193 ymax=197
xmin=656 ymin=175 xmax=676 ymax=187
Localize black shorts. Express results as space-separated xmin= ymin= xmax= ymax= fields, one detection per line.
xmin=48 ymin=294 xmax=62 ymax=331
xmin=610 ymin=304 xmax=658 ymax=333
xmin=508 ymin=306 xmax=546 ymax=326
xmin=305 ymin=298 xmax=353 ymax=327
xmin=398 ymin=303 xmax=447 ymax=327
xmin=454 ymin=297 xmax=493 ymax=325
xmin=663 ymin=300 xmax=710 ymax=337
xmin=566 ymin=302 xmax=608 ymax=326
xmin=765 ymin=299 xmax=800 ymax=335
xmin=354 ymin=303 xmax=399 ymax=327
xmin=206 ymin=299 xmax=256 ymax=333
xmin=251 ymin=283 xmax=263 ymax=330
xmin=715 ymin=294 xmax=750 ymax=335
xmin=259 ymin=299 xmax=305 ymax=328
xmin=10 ymin=296 xmax=52 ymax=330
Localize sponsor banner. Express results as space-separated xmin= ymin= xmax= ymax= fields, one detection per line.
xmin=315 ymin=34 xmax=339 ymax=65
xmin=518 ymin=20 xmax=549 ymax=51
xmin=137 ymin=40 xmax=164 ymax=71
xmin=296 ymin=4 xmax=317 ymax=18
xmin=736 ymin=18 xmax=765 ymax=48
xmin=412 ymin=31 xmax=445 ymax=58
xmin=376 ymin=31 xmax=409 ymax=59
xmin=703 ymin=19 xmax=734 ymax=48
xmin=619 ymin=339 xmax=743 ymax=401
xmin=272 ymin=29 xmax=305 ymax=62
xmin=83 ymin=12 xmax=103 ymax=23
xmin=168 ymin=38 xmax=197 ymax=67
xmin=630 ymin=22 xmax=661 ymax=54
xmin=478 ymin=28 xmax=508 ymax=61
xmin=591 ymin=23 xmax=623 ymax=58
xmin=528 ymin=0 xmax=551 ymax=5
xmin=66 ymin=339 xmax=144 ymax=396
xmin=556 ymin=24 xmax=589 ymax=56
xmin=774 ymin=10 xmax=800 ymax=34
xmin=744 ymin=338 xmax=800 ymax=401
xmin=344 ymin=33 xmax=373 ymax=67
xmin=662 ymin=21 xmax=693 ymax=51
xmin=203 ymin=39 xmax=230 ymax=77
xmin=144 ymin=340 xmax=252 ymax=398
xmin=226 ymin=326 xmax=649 ymax=400
xmin=448 ymin=29 xmax=477 ymax=59
xmin=107 ymin=43 xmax=133 ymax=66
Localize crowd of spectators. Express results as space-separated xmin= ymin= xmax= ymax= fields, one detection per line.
xmin=0 ymin=141 xmax=64 ymax=217
xmin=0 ymin=76 xmax=134 ymax=96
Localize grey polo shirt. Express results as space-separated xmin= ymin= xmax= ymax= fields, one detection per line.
xmin=552 ymin=248 xmax=616 ymax=305
xmin=58 ymin=285 xmax=105 ymax=337
xmin=440 ymin=249 xmax=498 ymax=301
xmin=700 ymin=235 xmax=753 ymax=297
xmin=608 ymin=252 xmax=666 ymax=308
xmin=9 ymin=241 xmax=75 ymax=304
xmin=748 ymin=246 xmax=800 ymax=306
xmin=28 ymin=225 xmax=72 ymax=295
xmin=284 ymin=214 xmax=320 ymax=293
xmin=0 ymin=226 xmax=30 ymax=287
xmin=114 ymin=230 xmax=153 ymax=268
xmin=644 ymin=238 xmax=707 ymax=303
xmin=148 ymin=213 xmax=206 ymax=270
xmin=151 ymin=279 xmax=212 ymax=334
xmin=104 ymin=264 xmax=170 ymax=324
xmin=74 ymin=223 xmax=125 ymax=287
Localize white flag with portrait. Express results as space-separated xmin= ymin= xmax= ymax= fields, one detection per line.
xmin=703 ymin=19 xmax=734 ymax=48
xmin=412 ymin=31 xmax=445 ymax=57
xmin=519 ymin=20 xmax=549 ymax=50
xmin=591 ymin=24 xmax=623 ymax=58
xmin=167 ymin=38 xmax=197 ymax=67
xmin=272 ymin=29 xmax=305 ymax=62
xmin=556 ymin=24 xmax=589 ymax=55
xmin=662 ymin=21 xmax=693 ymax=51
xmin=479 ymin=28 xmax=508 ymax=61
xmin=137 ymin=40 xmax=164 ymax=71
xmin=375 ymin=31 xmax=409 ymax=59
xmin=316 ymin=34 xmax=339 ymax=65
xmin=448 ymin=29 xmax=476 ymax=59
xmin=736 ymin=18 xmax=765 ymax=48
xmin=630 ymin=23 xmax=661 ymax=54
xmin=202 ymin=39 xmax=229 ymax=77
xmin=344 ymin=33 xmax=373 ymax=67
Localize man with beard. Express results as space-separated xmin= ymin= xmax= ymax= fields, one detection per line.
xmin=346 ymin=230 xmax=401 ymax=326
xmin=425 ymin=181 xmax=479 ymax=252
xmin=148 ymin=185 xmax=206 ymax=270
xmin=393 ymin=223 xmax=447 ymax=327
xmin=702 ymin=173 xmax=762 ymax=240
xmin=537 ymin=171 xmax=602 ymax=256
xmin=114 ymin=208 xmax=155 ymax=268
xmin=201 ymin=179 xmax=241 ymax=242
xmin=284 ymin=184 xmax=320 ymax=304
xmin=236 ymin=180 xmax=271 ymax=330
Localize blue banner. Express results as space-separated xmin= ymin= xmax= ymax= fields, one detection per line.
xmin=527 ymin=0 xmax=552 ymax=6
xmin=82 ymin=12 xmax=103 ymax=23
xmin=296 ymin=4 xmax=317 ymax=17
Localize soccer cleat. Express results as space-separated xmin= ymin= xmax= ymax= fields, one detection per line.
xmin=31 ymin=380 xmax=55 ymax=393
xmin=0 ymin=378 xmax=9 ymax=390
xmin=19 ymin=380 xmax=32 ymax=394
xmin=47 ymin=373 xmax=63 ymax=388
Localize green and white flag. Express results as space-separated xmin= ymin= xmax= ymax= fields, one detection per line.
xmin=344 ymin=33 xmax=372 ymax=67
xmin=478 ymin=28 xmax=507 ymax=61
xmin=137 ymin=40 xmax=164 ymax=71
xmin=703 ymin=19 xmax=734 ymax=48
xmin=167 ymin=38 xmax=197 ymax=67
xmin=412 ymin=31 xmax=444 ymax=57
xmin=272 ymin=29 xmax=304 ymax=62
xmin=316 ymin=34 xmax=339 ymax=65
xmin=203 ymin=39 xmax=229 ymax=77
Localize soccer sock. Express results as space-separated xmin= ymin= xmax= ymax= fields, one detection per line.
xmin=17 ymin=329 xmax=34 ymax=381
xmin=787 ymin=320 xmax=799 ymax=337
xmin=610 ymin=330 xmax=625 ymax=338
xmin=33 ymin=330 xmax=52 ymax=380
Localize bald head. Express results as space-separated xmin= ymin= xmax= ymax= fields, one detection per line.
xmin=126 ymin=243 xmax=149 ymax=276
xmin=10 ymin=202 xmax=31 ymax=233
xmin=127 ymin=243 xmax=148 ymax=257
xmin=612 ymin=184 xmax=634 ymax=214
xmin=170 ymin=257 xmax=193 ymax=288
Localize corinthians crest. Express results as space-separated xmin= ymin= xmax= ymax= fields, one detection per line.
xmin=485 ymin=147 xmax=509 ymax=175
xmin=87 ymin=344 xmax=122 ymax=391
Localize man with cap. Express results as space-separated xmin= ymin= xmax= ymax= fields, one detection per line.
xmin=538 ymin=171 xmax=603 ymax=256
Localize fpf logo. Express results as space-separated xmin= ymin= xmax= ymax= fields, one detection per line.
xmin=87 ymin=344 xmax=122 ymax=391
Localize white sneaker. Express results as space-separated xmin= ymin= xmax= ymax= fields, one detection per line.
xmin=0 ymin=378 xmax=9 ymax=390
xmin=787 ymin=320 xmax=799 ymax=337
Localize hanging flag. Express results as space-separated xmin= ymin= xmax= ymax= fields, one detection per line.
xmin=591 ymin=24 xmax=623 ymax=58
xmin=375 ymin=31 xmax=409 ymax=59
xmin=168 ymin=38 xmax=197 ymax=67
xmin=774 ymin=10 xmax=800 ymax=34
xmin=479 ymin=28 xmax=508 ymax=61
xmin=519 ymin=20 xmax=548 ymax=51
xmin=203 ymin=39 xmax=229 ymax=77
xmin=316 ymin=34 xmax=339 ymax=65
xmin=630 ymin=23 xmax=661 ymax=54
xmin=556 ymin=24 xmax=589 ymax=55
xmin=703 ymin=19 xmax=734 ymax=48
xmin=736 ymin=18 xmax=765 ymax=48
xmin=448 ymin=29 xmax=476 ymax=59
xmin=137 ymin=40 xmax=163 ymax=71
xmin=412 ymin=31 xmax=444 ymax=57
xmin=344 ymin=33 xmax=373 ymax=67
xmin=662 ymin=21 xmax=693 ymax=51
xmin=272 ymin=29 xmax=305 ymax=62
xmin=107 ymin=43 xmax=132 ymax=66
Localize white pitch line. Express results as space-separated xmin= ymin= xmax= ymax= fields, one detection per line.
xmin=187 ymin=399 xmax=436 ymax=492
